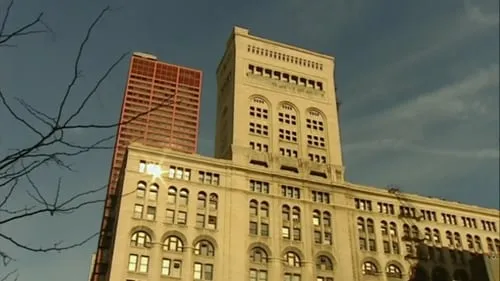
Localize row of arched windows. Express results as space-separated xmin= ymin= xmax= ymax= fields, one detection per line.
xmin=136 ymin=182 xmax=219 ymax=210
xmin=130 ymin=230 xmax=216 ymax=256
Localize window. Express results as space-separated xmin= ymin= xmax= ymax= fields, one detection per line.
xmin=136 ymin=181 xmax=146 ymax=198
xmin=198 ymin=171 xmax=221 ymax=185
xmin=250 ymin=221 xmax=258 ymax=235
xmin=168 ymin=166 xmax=191 ymax=180
xmin=161 ymin=259 xmax=182 ymax=277
xmin=249 ymin=180 xmax=270 ymax=193
xmin=164 ymin=236 xmax=183 ymax=252
xmin=312 ymin=191 xmax=330 ymax=204
xmin=250 ymin=247 xmax=268 ymax=263
xmin=250 ymin=200 xmax=258 ymax=216
xmin=354 ymin=198 xmax=372 ymax=211
xmin=284 ymin=251 xmax=301 ymax=267
xmin=208 ymin=216 xmax=217 ymax=230
xmin=209 ymin=193 xmax=218 ymax=210
xmin=178 ymin=211 xmax=187 ymax=225
xmin=249 ymin=122 xmax=269 ymax=136
xmin=196 ymin=214 xmax=205 ymax=228
xmin=146 ymin=206 xmax=156 ymax=220
xmin=194 ymin=240 xmax=215 ymax=256
xmin=386 ymin=264 xmax=402 ymax=278
xmin=148 ymin=184 xmax=158 ymax=201
xmin=474 ymin=235 xmax=482 ymax=251
xmin=362 ymin=261 xmax=377 ymax=275
xmin=179 ymin=189 xmax=189 ymax=205
xmin=197 ymin=192 xmax=207 ymax=209
xmin=128 ymin=254 xmax=149 ymax=273
xmin=316 ymin=255 xmax=333 ymax=270
xmin=167 ymin=186 xmax=177 ymax=204
xmin=313 ymin=210 xmax=321 ymax=226
xmin=249 ymin=269 xmax=268 ymax=281
xmin=284 ymin=273 xmax=301 ymax=281
xmin=193 ymin=262 xmax=213 ymax=280
xmin=260 ymin=202 xmax=269 ymax=217
xmin=133 ymin=204 xmax=143 ymax=219
xmin=281 ymin=185 xmax=300 ymax=199
xmin=279 ymin=128 xmax=297 ymax=142
xmin=261 ymin=223 xmax=269 ymax=236
xmin=166 ymin=209 xmax=175 ymax=223
xmin=130 ymin=231 xmax=151 ymax=248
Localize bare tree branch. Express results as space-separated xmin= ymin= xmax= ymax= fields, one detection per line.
xmin=0 ymin=1 xmax=175 ymax=280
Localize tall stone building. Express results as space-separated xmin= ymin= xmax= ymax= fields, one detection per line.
xmin=104 ymin=27 xmax=500 ymax=281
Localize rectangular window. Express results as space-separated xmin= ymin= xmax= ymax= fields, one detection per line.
xmin=261 ymin=223 xmax=269 ymax=236
xmin=324 ymin=232 xmax=332 ymax=245
xmin=128 ymin=254 xmax=138 ymax=271
xmin=193 ymin=263 xmax=213 ymax=280
xmin=314 ymin=231 xmax=322 ymax=244
xmin=293 ymin=228 xmax=301 ymax=241
xmin=139 ymin=255 xmax=149 ymax=273
xmin=249 ymin=222 xmax=258 ymax=235
xmin=166 ymin=209 xmax=175 ymax=224
xmin=178 ymin=211 xmax=187 ymax=225
xmin=133 ymin=204 xmax=143 ymax=219
xmin=161 ymin=258 xmax=171 ymax=275
xmin=207 ymin=216 xmax=217 ymax=230
xmin=196 ymin=214 xmax=205 ymax=228
xmin=139 ymin=160 xmax=146 ymax=173
xmin=146 ymin=206 xmax=156 ymax=221
xmin=282 ymin=227 xmax=290 ymax=239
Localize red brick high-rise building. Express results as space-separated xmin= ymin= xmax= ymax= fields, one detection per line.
xmin=90 ymin=52 xmax=202 ymax=281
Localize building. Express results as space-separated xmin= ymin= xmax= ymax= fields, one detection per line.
xmin=104 ymin=27 xmax=500 ymax=281
xmin=90 ymin=53 xmax=203 ymax=281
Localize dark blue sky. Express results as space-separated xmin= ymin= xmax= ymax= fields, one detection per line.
xmin=0 ymin=0 xmax=498 ymax=280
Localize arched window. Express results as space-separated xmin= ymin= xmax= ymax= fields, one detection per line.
xmin=164 ymin=236 xmax=183 ymax=252
xmin=381 ymin=221 xmax=388 ymax=235
xmin=466 ymin=234 xmax=474 ymax=250
xmin=362 ymin=261 xmax=378 ymax=275
xmin=282 ymin=205 xmax=290 ymax=221
xmin=284 ymin=251 xmax=301 ymax=267
xmin=149 ymin=184 xmax=159 ymax=201
xmin=389 ymin=222 xmax=398 ymax=236
xmin=292 ymin=207 xmax=300 ymax=221
xmin=260 ymin=202 xmax=269 ymax=217
xmin=446 ymin=231 xmax=453 ymax=247
xmin=454 ymin=232 xmax=462 ymax=248
xmin=486 ymin=238 xmax=494 ymax=252
xmin=403 ymin=224 xmax=410 ymax=238
xmin=137 ymin=181 xmax=146 ymax=198
xmin=209 ymin=193 xmax=218 ymax=210
xmin=495 ymin=239 xmax=500 ymax=253
xmin=411 ymin=226 xmax=419 ymax=238
xmin=130 ymin=231 xmax=151 ymax=247
xmin=250 ymin=200 xmax=258 ymax=216
xmin=424 ymin=227 xmax=432 ymax=242
xmin=433 ymin=229 xmax=441 ymax=244
xmin=197 ymin=192 xmax=207 ymax=209
xmin=357 ymin=217 xmax=365 ymax=232
xmin=474 ymin=235 xmax=482 ymax=251
xmin=386 ymin=264 xmax=402 ymax=278
xmin=194 ymin=240 xmax=215 ymax=256
xmin=323 ymin=211 xmax=331 ymax=227
xmin=366 ymin=219 xmax=374 ymax=233
xmin=179 ymin=188 xmax=189 ymax=205
xmin=316 ymin=255 xmax=333 ymax=270
xmin=313 ymin=210 xmax=321 ymax=226
xmin=167 ymin=186 xmax=177 ymax=204
xmin=250 ymin=247 xmax=268 ymax=263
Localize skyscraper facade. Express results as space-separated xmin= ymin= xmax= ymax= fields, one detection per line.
xmin=99 ymin=28 xmax=500 ymax=281
xmin=90 ymin=52 xmax=202 ymax=281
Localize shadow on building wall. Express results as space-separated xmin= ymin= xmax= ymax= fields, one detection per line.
xmin=409 ymin=242 xmax=499 ymax=281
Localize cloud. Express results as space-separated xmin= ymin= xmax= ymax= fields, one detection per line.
xmin=464 ymin=0 xmax=500 ymax=26
xmin=345 ymin=63 xmax=499 ymax=138
xmin=344 ymin=138 xmax=499 ymax=160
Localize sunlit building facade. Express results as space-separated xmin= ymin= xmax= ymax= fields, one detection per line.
xmin=105 ymin=27 xmax=500 ymax=281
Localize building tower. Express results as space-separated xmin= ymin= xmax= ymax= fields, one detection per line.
xmin=90 ymin=52 xmax=203 ymax=281
xmin=214 ymin=27 xmax=344 ymax=178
